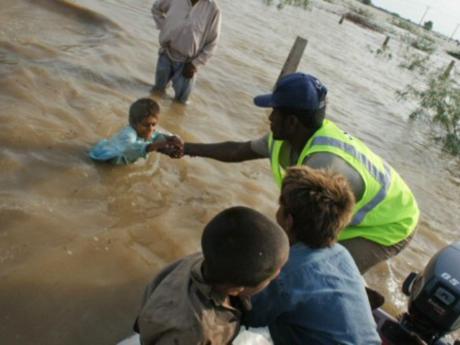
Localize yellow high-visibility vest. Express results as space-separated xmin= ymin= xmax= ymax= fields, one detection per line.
xmin=269 ymin=119 xmax=419 ymax=246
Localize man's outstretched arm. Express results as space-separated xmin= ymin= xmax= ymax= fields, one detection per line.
xmin=183 ymin=141 xmax=266 ymax=162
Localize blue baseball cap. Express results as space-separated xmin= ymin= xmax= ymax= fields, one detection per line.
xmin=254 ymin=73 xmax=327 ymax=111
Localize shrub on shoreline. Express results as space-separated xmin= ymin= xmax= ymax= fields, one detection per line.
xmin=410 ymin=36 xmax=436 ymax=53
xmin=343 ymin=12 xmax=383 ymax=33
xmin=391 ymin=17 xmax=419 ymax=35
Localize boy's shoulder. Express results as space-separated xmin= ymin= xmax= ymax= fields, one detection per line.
xmin=138 ymin=254 xmax=203 ymax=330
xmin=145 ymin=253 xmax=202 ymax=298
xmin=281 ymin=243 xmax=360 ymax=281
xmin=117 ymin=125 xmax=138 ymax=139
xmin=101 ymin=125 xmax=139 ymax=145
xmin=138 ymin=253 xmax=241 ymax=344
xmin=288 ymin=242 xmax=349 ymax=264
xmin=143 ymin=252 xmax=230 ymax=310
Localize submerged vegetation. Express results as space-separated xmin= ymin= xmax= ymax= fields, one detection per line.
xmin=399 ymin=52 xmax=430 ymax=74
xmin=388 ymin=10 xmax=457 ymax=155
xmin=263 ymin=0 xmax=311 ymax=9
xmin=398 ymin=40 xmax=432 ymax=74
xmin=410 ymin=36 xmax=436 ymax=53
xmin=368 ymin=39 xmax=392 ymax=60
xmin=370 ymin=46 xmax=392 ymax=59
xmin=398 ymin=68 xmax=460 ymax=155
xmin=265 ymin=0 xmax=458 ymax=156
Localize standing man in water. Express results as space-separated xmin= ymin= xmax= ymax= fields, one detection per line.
xmin=170 ymin=72 xmax=420 ymax=273
xmin=150 ymin=0 xmax=221 ymax=104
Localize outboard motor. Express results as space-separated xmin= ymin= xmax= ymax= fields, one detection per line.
xmin=375 ymin=242 xmax=460 ymax=345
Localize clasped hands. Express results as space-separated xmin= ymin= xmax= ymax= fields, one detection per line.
xmin=157 ymin=135 xmax=185 ymax=159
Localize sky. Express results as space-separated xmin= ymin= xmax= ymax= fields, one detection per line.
xmin=371 ymin=0 xmax=460 ymax=40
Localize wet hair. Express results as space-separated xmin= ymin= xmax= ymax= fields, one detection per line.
xmin=201 ymin=206 xmax=289 ymax=287
xmin=280 ymin=166 xmax=355 ymax=248
xmin=128 ymin=98 xmax=160 ymax=127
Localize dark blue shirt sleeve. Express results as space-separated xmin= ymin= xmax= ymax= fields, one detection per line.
xmin=244 ymin=276 xmax=289 ymax=327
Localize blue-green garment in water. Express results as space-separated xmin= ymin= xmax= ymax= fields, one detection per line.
xmin=89 ymin=126 xmax=167 ymax=165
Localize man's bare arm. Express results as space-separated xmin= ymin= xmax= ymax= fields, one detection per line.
xmin=183 ymin=141 xmax=265 ymax=162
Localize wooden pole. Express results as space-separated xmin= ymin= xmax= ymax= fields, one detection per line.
xmin=442 ymin=60 xmax=455 ymax=79
xmin=275 ymin=36 xmax=308 ymax=86
xmin=450 ymin=23 xmax=460 ymax=40
xmin=382 ymin=36 xmax=390 ymax=50
xmin=418 ymin=5 xmax=430 ymax=26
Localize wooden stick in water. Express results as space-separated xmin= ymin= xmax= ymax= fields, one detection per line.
xmin=275 ymin=36 xmax=308 ymax=87
xmin=442 ymin=60 xmax=455 ymax=79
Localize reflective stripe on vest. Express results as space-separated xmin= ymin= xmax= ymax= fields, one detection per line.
xmin=312 ymin=136 xmax=392 ymax=226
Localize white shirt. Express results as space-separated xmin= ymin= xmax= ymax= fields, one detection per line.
xmin=151 ymin=0 xmax=221 ymax=67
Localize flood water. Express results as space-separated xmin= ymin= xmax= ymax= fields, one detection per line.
xmin=1 ymin=0 xmax=459 ymax=343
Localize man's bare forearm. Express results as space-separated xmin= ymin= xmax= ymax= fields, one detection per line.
xmin=183 ymin=141 xmax=265 ymax=162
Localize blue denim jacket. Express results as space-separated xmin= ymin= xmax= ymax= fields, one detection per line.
xmin=244 ymin=243 xmax=381 ymax=345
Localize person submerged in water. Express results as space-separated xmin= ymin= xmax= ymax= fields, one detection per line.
xmin=89 ymin=98 xmax=181 ymax=165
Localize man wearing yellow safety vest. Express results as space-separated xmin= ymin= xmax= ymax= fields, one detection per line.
xmin=178 ymin=72 xmax=420 ymax=274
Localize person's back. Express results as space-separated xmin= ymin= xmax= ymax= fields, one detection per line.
xmin=249 ymin=243 xmax=378 ymax=345
xmin=244 ymin=167 xmax=381 ymax=345
xmin=135 ymin=206 xmax=289 ymax=345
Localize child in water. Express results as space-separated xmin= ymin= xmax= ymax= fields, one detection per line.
xmin=89 ymin=98 xmax=181 ymax=165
